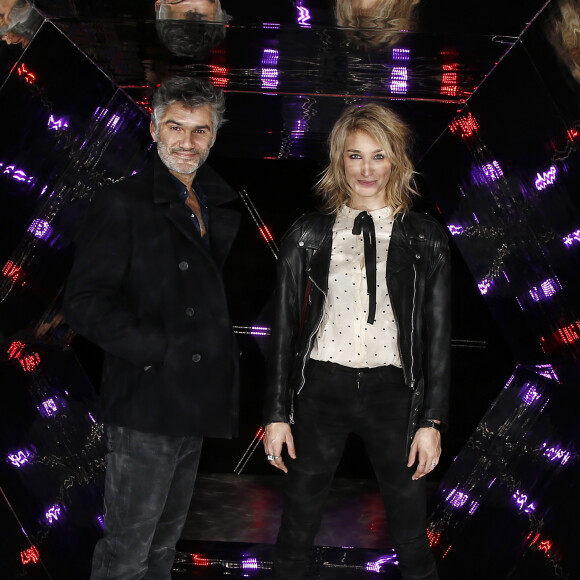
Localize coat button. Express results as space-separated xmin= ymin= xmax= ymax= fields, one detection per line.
xmin=179 ymin=261 xmax=189 ymax=271
xmin=298 ymin=241 xmax=305 ymax=247
xmin=415 ymin=254 xmax=421 ymax=259
xmin=192 ymin=353 xmax=201 ymax=363
xmin=419 ymin=233 xmax=425 ymax=239
xmin=185 ymin=307 xmax=195 ymax=317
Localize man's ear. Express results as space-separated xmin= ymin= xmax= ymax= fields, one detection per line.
xmin=150 ymin=120 xmax=157 ymax=142
xmin=154 ymin=0 xmax=162 ymax=12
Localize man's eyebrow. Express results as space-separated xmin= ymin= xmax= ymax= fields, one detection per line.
xmin=164 ymin=119 xmax=212 ymax=130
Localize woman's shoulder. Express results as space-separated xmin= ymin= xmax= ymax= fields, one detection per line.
xmin=400 ymin=210 xmax=448 ymax=240
xmin=283 ymin=210 xmax=335 ymax=241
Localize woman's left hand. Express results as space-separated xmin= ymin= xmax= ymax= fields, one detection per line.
xmin=407 ymin=427 xmax=441 ymax=480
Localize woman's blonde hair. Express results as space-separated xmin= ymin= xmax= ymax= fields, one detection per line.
xmin=316 ymin=102 xmax=418 ymax=215
xmin=335 ymin=0 xmax=421 ymax=50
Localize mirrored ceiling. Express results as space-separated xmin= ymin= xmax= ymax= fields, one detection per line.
xmin=1 ymin=0 xmax=550 ymax=162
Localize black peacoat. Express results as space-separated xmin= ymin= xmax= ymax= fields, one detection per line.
xmin=63 ymin=149 xmax=240 ymax=438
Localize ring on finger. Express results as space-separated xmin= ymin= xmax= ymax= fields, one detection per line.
xmin=266 ymin=454 xmax=280 ymax=461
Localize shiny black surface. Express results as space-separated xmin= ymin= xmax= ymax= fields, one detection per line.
xmin=2 ymin=0 xmax=580 ymax=578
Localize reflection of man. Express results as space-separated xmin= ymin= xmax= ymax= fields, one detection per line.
xmin=64 ymin=77 xmax=240 ymax=580
xmin=155 ymin=0 xmax=229 ymax=22
xmin=0 ymin=0 xmax=42 ymax=47
xmin=155 ymin=0 xmax=231 ymax=58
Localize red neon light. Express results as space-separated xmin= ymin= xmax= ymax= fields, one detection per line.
xmin=426 ymin=529 xmax=441 ymax=547
xmin=442 ymin=545 xmax=452 ymax=559
xmin=567 ymin=128 xmax=579 ymax=141
xmin=2 ymin=261 xmax=25 ymax=284
xmin=449 ymin=112 xmax=480 ymax=138
xmin=19 ymin=353 xmax=41 ymax=372
xmin=16 ymin=64 xmax=36 ymax=84
xmin=556 ymin=321 xmax=580 ymax=344
xmin=20 ymin=546 xmax=40 ymax=565
xmin=192 ymin=553 xmax=210 ymax=566
xmin=7 ymin=341 xmax=26 ymax=359
xmin=538 ymin=540 xmax=552 ymax=555
xmin=441 ymin=71 xmax=458 ymax=97
xmin=210 ymin=66 xmax=230 ymax=88
xmin=255 ymin=426 xmax=265 ymax=441
xmin=258 ymin=225 xmax=274 ymax=243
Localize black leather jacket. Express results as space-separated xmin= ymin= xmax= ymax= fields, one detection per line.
xmin=263 ymin=209 xmax=451 ymax=451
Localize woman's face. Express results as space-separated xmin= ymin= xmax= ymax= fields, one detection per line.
xmin=343 ymin=130 xmax=392 ymax=210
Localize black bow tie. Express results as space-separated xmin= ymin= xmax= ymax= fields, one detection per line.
xmin=352 ymin=211 xmax=377 ymax=325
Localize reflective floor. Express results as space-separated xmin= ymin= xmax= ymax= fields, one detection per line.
xmin=173 ymin=472 xmax=438 ymax=579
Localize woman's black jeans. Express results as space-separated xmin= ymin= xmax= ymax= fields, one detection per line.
xmin=274 ymin=359 xmax=438 ymax=580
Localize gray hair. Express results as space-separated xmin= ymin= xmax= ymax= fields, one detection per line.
xmin=151 ymin=76 xmax=226 ymax=136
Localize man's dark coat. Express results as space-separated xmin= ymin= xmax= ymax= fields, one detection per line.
xmin=64 ymin=150 xmax=240 ymax=438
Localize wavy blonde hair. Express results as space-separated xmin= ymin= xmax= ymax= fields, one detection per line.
xmin=316 ymin=102 xmax=418 ymax=215
xmin=335 ymin=0 xmax=421 ymax=50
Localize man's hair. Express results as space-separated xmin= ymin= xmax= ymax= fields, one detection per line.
xmin=155 ymin=20 xmax=227 ymax=58
xmin=151 ymin=76 xmax=226 ymax=135
xmin=316 ymin=102 xmax=417 ymax=215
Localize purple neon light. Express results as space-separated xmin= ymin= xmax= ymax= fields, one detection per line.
xmin=481 ymin=161 xmax=503 ymax=181
xmin=28 ymin=219 xmax=52 ymax=240
xmin=390 ymin=67 xmax=408 ymax=94
xmin=262 ymin=23 xmax=280 ymax=29
xmin=251 ymin=326 xmax=270 ymax=337
xmin=242 ymin=558 xmax=259 ymax=570
xmin=392 ymin=48 xmax=410 ymax=61
xmin=542 ymin=442 xmax=572 ymax=465
xmin=97 ymin=515 xmax=105 ymax=530
xmin=7 ymin=448 xmax=34 ymax=467
xmin=528 ymin=277 xmax=562 ymax=302
xmin=45 ymin=504 xmax=62 ymax=525
xmin=478 ymin=279 xmax=493 ymax=295
xmin=296 ymin=5 xmax=311 ymax=27
xmin=47 ymin=115 xmax=69 ymax=131
xmin=534 ymin=364 xmax=559 ymax=381
xmin=261 ymin=49 xmax=279 ymax=66
xmin=468 ymin=501 xmax=480 ymax=515
xmin=513 ymin=490 xmax=536 ymax=513
xmin=447 ymin=224 xmax=463 ymax=236
xmin=445 ymin=488 xmax=469 ymax=508
xmin=89 ymin=412 xmax=97 ymax=424
xmin=535 ymin=166 xmax=557 ymax=191
xmin=1 ymin=163 xmax=35 ymax=184
xmin=563 ymin=228 xmax=580 ymax=247
xmin=366 ymin=553 xmax=399 ymax=573
xmin=520 ymin=383 xmax=541 ymax=406
xmin=261 ymin=68 xmax=279 ymax=89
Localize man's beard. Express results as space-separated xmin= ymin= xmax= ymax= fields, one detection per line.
xmin=156 ymin=140 xmax=210 ymax=175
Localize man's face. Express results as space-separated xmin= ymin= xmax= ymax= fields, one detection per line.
xmin=155 ymin=0 xmax=218 ymax=21
xmin=150 ymin=102 xmax=215 ymax=180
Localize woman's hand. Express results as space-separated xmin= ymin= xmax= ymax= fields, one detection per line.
xmin=407 ymin=427 xmax=441 ymax=480
xmin=263 ymin=422 xmax=296 ymax=473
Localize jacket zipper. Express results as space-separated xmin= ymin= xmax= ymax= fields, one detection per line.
xmin=388 ymin=263 xmax=417 ymax=389
xmin=297 ymin=276 xmax=327 ymax=398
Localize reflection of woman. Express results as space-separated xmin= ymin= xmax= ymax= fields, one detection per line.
xmin=263 ymin=103 xmax=450 ymax=580
xmin=335 ymin=0 xmax=421 ymax=50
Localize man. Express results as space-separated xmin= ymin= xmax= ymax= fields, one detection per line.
xmin=64 ymin=77 xmax=240 ymax=580
xmin=154 ymin=0 xmax=229 ymax=22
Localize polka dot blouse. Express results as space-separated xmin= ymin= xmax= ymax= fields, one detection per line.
xmin=310 ymin=204 xmax=401 ymax=369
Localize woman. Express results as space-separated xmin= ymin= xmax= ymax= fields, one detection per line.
xmin=263 ymin=102 xmax=450 ymax=580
